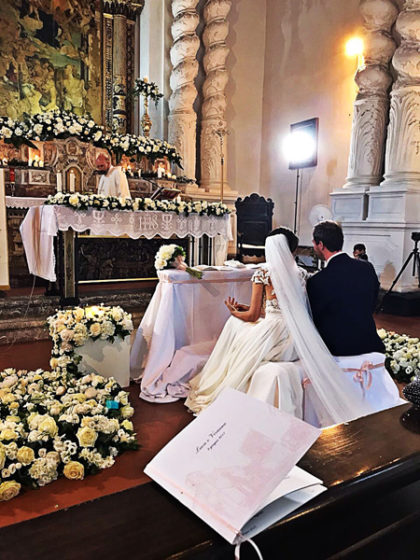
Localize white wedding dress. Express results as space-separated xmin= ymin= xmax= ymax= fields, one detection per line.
xmin=185 ymin=267 xmax=306 ymax=414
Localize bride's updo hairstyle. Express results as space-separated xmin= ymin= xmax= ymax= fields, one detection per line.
xmin=266 ymin=227 xmax=299 ymax=253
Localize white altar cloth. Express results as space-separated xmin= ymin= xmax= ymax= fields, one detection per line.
xmin=130 ymin=267 xmax=256 ymax=402
xmin=20 ymin=205 xmax=232 ymax=282
xmin=6 ymin=196 xmax=47 ymax=208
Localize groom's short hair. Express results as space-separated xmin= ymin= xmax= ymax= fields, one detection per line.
xmin=313 ymin=221 xmax=343 ymax=252
xmin=267 ymin=227 xmax=299 ymax=252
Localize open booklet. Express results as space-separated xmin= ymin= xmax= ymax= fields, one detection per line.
xmin=144 ymin=388 xmax=326 ymax=545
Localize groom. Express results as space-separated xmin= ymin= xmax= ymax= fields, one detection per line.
xmin=307 ymin=221 xmax=384 ymax=356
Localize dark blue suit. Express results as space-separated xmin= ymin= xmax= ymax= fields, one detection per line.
xmin=306 ymin=253 xmax=384 ymax=356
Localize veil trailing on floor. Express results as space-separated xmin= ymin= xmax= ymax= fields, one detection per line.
xmin=265 ymin=234 xmax=375 ymax=426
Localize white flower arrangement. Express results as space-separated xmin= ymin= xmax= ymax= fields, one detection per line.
xmin=45 ymin=192 xmax=231 ymax=216
xmin=155 ymin=244 xmax=203 ymax=279
xmin=132 ymin=77 xmax=164 ymax=106
xmin=0 ymin=366 xmax=137 ymax=502
xmin=378 ymin=328 xmax=420 ymax=383
xmin=47 ymin=305 xmax=134 ymax=377
xmin=0 ymin=110 xmax=182 ymax=166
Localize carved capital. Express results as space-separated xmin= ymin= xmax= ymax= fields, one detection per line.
xmin=103 ymin=0 xmax=144 ymax=19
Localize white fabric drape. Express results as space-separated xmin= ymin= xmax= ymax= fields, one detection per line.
xmin=265 ymin=235 xmax=376 ymax=426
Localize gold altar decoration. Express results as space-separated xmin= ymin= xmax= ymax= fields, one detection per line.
xmin=141 ymin=97 xmax=153 ymax=138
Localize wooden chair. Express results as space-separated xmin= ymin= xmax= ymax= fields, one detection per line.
xmin=235 ymin=193 xmax=274 ymax=261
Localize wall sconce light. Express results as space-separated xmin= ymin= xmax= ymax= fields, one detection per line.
xmin=345 ymin=37 xmax=364 ymax=70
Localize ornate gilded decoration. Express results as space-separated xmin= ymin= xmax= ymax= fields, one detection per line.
xmin=0 ymin=1 xmax=102 ymax=122
xmin=103 ymin=0 xmax=144 ymax=20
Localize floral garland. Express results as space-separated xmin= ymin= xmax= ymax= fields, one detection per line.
xmin=132 ymin=78 xmax=164 ymax=106
xmin=378 ymin=329 xmax=420 ymax=383
xmin=47 ymin=305 xmax=134 ymax=377
xmin=45 ymin=192 xmax=231 ymax=216
xmin=0 ymin=367 xmax=137 ymax=501
xmin=0 ymin=110 xmax=182 ymax=166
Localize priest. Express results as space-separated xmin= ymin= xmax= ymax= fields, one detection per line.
xmin=96 ymin=153 xmax=131 ymax=198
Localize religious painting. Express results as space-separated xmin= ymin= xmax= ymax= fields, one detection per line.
xmin=0 ymin=0 xmax=102 ymax=122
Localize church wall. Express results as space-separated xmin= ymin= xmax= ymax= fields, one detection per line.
xmin=225 ymin=0 xmax=267 ymax=197
xmin=260 ymin=0 xmax=362 ymax=244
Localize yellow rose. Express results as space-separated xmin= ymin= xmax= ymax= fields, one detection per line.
xmin=38 ymin=416 xmax=58 ymax=437
xmin=2 ymin=393 xmax=16 ymax=405
xmin=63 ymin=461 xmax=85 ymax=480
xmin=72 ymin=393 xmax=87 ymax=403
xmin=0 ymin=429 xmax=17 ymax=441
xmin=9 ymin=402 xmax=19 ymax=411
xmin=17 ymin=446 xmax=35 ymax=465
xmin=121 ymin=420 xmax=133 ymax=431
xmin=89 ymin=323 xmax=101 ymax=337
xmin=0 ymin=446 xmax=6 ymax=469
xmin=0 ymin=480 xmax=21 ymax=501
xmin=77 ymin=426 xmax=98 ymax=447
xmin=6 ymin=415 xmax=20 ymax=423
xmin=69 ymin=194 xmax=79 ymax=207
xmin=50 ymin=357 xmax=59 ymax=369
xmin=73 ymin=307 xmax=85 ymax=322
xmin=120 ymin=405 xmax=134 ymax=419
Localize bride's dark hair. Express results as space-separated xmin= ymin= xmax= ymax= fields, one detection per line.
xmin=266 ymin=227 xmax=299 ymax=252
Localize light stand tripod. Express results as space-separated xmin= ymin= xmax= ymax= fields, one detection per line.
xmin=384 ymin=232 xmax=420 ymax=298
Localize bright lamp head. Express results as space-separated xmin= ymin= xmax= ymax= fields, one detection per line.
xmin=283 ymin=130 xmax=317 ymax=167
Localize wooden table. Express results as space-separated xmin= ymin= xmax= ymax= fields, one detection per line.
xmin=1 ymin=402 xmax=420 ymax=559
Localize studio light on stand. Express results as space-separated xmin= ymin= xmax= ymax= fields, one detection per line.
xmin=283 ymin=118 xmax=319 ymax=234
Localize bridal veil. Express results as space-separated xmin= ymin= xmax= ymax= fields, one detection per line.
xmin=265 ymin=234 xmax=375 ymax=425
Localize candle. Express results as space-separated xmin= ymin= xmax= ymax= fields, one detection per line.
xmin=39 ymin=159 xmax=44 ymax=168
xmin=137 ymin=169 xmax=142 ymax=178
xmin=157 ymin=166 xmax=163 ymax=179
xmin=28 ymin=158 xmax=33 ymax=167
xmin=56 ymin=173 xmax=62 ymax=192
xmin=69 ymin=171 xmax=76 ymax=192
xmin=2 ymin=158 xmax=8 ymax=166
xmin=176 ymin=195 xmax=182 ymax=203
xmin=127 ymin=165 xmax=132 ymax=176
xmin=33 ymin=155 xmax=40 ymax=167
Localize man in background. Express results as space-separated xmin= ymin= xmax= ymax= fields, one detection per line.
xmin=96 ymin=153 xmax=131 ymax=198
xmin=353 ymin=243 xmax=368 ymax=261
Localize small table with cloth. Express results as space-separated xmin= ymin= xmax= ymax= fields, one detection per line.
xmin=130 ymin=266 xmax=256 ymax=402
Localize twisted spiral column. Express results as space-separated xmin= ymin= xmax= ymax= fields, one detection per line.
xmin=200 ymin=0 xmax=231 ymax=192
xmin=344 ymin=0 xmax=398 ymax=189
xmin=381 ymin=0 xmax=420 ymax=188
xmin=168 ymin=0 xmax=200 ymax=179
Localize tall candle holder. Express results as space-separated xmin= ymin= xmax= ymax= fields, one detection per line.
xmin=214 ymin=122 xmax=229 ymax=203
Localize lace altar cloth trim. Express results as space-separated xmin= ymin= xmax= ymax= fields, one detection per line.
xmin=53 ymin=206 xmax=232 ymax=240
xmin=6 ymin=196 xmax=47 ymax=209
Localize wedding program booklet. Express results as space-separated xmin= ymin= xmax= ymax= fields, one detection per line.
xmin=144 ymin=388 xmax=326 ymax=544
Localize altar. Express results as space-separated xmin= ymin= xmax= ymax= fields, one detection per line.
xmin=19 ymin=202 xmax=232 ymax=302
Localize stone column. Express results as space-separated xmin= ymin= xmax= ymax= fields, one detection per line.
xmin=168 ymin=0 xmax=200 ymax=179
xmin=200 ymin=0 xmax=231 ymax=193
xmin=103 ymin=1 xmax=144 ymax=133
xmin=112 ymin=13 xmax=128 ymax=133
xmin=344 ymin=0 xmax=398 ymax=190
xmin=381 ymin=0 xmax=420 ymax=189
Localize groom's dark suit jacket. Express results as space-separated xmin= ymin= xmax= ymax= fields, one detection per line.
xmin=306 ymin=253 xmax=385 ymax=356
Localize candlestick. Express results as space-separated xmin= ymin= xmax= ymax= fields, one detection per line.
xmin=69 ymin=171 xmax=76 ymax=192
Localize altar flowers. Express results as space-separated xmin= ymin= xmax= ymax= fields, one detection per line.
xmin=378 ymin=329 xmax=420 ymax=383
xmin=155 ymin=244 xmax=203 ymax=279
xmin=47 ymin=305 xmax=133 ymax=377
xmin=44 ymin=192 xmax=230 ymax=216
xmin=0 ymin=367 xmax=137 ymax=501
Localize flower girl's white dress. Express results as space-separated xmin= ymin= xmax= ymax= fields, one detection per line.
xmin=185 ymin=266 xmax=307 ymax=414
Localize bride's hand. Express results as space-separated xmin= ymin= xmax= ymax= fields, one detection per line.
xmin=225 ymin=297 xmax=238 ymax=314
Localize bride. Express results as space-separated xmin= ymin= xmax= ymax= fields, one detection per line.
xmin=185 ymin=227 xmax=306 ymax=414
xmin=186 ymin=228 xmax=400 ymax=426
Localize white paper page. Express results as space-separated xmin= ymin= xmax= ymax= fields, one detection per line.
xmin=258 ymin=466 xmax=322 ymax=511
xmin=144 ymin=388 xmax=320 ymax=544
xmin=238 ymin=484 xmax=327 ymax=543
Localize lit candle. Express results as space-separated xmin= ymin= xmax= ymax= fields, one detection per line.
xmin=39 ymin=159 xmax=44 ymax=168
xmin=176 ymin=195 xmax=182 ymax=203
xmin=69 ymin=171 xmax=76 ymax=192
xmin=157 ymin=166 xmax=163 ymax=179
xmin=33 ymin=155 xmax=40 ymax=167
xmin=28 ymin=157 xmax=33 ymax=167
xmin=56 ymin=173 xmax=62 ymax=192
xmin=2 ymin=158 xmax=8 ymax=166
